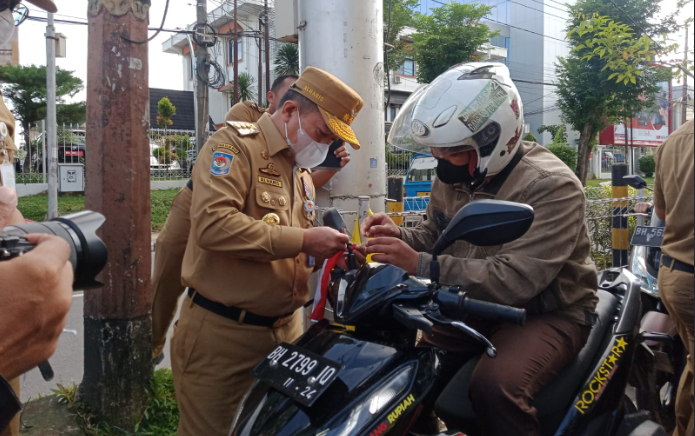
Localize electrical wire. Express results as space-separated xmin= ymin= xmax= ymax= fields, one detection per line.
xmin=122 ymin=0 xmax=171 ymax=44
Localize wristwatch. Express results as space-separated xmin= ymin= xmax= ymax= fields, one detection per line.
xmin=0 ymin=374 xmax=21 ymax=432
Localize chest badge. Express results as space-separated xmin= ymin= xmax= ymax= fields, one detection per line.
xmin=278 ymin=196 xmax=287 ymax=207
xmin=261 ymin=151 xmax=269 ymax=160
xmin=262 ymin=213 xmax=281 ymax=226
xmin=304 ymin=200 xmax=316 ymax=220
xmin=302 ymin=178 xmax=314 ymax=201
xmin=260 ymin=163 xmax=281 ymax=177
xmin=261 ymin=191 xmax=272 ymax=203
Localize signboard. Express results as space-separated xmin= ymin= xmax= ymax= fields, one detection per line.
xmin=613 ymin=82 xmax=671 ymax=147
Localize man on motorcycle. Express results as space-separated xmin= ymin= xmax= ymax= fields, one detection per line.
xmin=652 ymin=118 xmax=694 ymax=436
xmin=361 ymin=63 xmax=598 ymax=436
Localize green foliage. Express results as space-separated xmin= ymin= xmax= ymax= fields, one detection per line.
xmin=411 ymin=2 xmax=497 ymax=83
xmin=638 ymin=154 xmax=655 ymax=177
xmin=57 ymin=102 xmax=87 ymax=126
xmin=274 ymin=44 xmax=300 ymax=76
xmin=385 ymin=144 xmax=412 ymax=169
xmin=230 ymin=72 xmax=258 ymax=103
xmin=384 ymin=0 xmax=419 ymax=72
xmin=523 ymin=132 xmax=538 ymax=142
xmin=157 ymin=97 xmax=177 ymax=131
xmin=547 ymin=144 xmax=579 ymax=172
xmin=538 ymin=125 xmax=568 ymax=143
xmin=0 ymin=64 xmax=84 ymax=142
xmin=52 ymin=370 xmax=179 ymax=436
xmin=153 ymin=147 xmax=179 ymax=165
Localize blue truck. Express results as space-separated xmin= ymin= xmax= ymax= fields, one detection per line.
xmin=403 ymin=154 xmax=437 ymax=211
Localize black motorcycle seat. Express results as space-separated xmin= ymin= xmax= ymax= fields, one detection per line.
xmin=435 ymin=289 xmax=619 ymax=427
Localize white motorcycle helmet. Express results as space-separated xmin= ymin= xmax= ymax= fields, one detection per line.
xmin=389 ymin=62 xmax=524 ymax=179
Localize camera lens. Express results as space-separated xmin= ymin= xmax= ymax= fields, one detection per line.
xmin=0 ymin=211 xmax=108 ymax=290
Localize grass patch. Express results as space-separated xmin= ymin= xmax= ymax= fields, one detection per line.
xmin=16 ymin=190 xmax=180 ymax=233
xmin=53 ymin=369 xmax=179 ymax=436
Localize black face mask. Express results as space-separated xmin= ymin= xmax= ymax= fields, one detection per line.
xmin=436 ymin=158 xmax=476 ymax=185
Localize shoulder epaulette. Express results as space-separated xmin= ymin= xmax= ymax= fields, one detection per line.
xmin=227 ymin=121 xmax=261 ymax=137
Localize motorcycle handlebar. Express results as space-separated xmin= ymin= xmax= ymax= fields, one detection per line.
xmin=436 ymin=290 xmax=527 ymax=326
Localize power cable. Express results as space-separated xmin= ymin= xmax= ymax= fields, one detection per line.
xmin=507 ymin=0 xmax=568 ymax=21
xmin=122 ymin=0 xmax=171 ymax=44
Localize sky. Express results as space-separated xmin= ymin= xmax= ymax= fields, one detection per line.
xmin=10 ymin=0 xmax=695 ymax=105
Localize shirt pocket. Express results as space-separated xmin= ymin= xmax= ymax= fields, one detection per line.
xmin=255 ymin=185 xmax=291 ymax=211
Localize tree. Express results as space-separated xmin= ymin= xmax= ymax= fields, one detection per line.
xmin=274 ymin=44 xmax=299 ymax=76
xmin=0 ymin=64 xmax=84 ymax=172
xmin=57 ymin=102 xmax=87 ymax=126
xmin=523 ymin=132 xmax=539 ymax=142
xmin=384 ymin=0 xmax=419 ymax=73
xmin=555 ymin=0 xmax=678 ymax=185
xmin=157 ymin=97 xmax=177 ymax=135
xmin=229 ymin=72 xmax=257 ymax=103
xmin=638 ymin=154 xmax=655 ymax=177
xmin=411 ymin=2 xmax=497 ymax=83
xmin=538 ymin=125 xmax=568 ymax=143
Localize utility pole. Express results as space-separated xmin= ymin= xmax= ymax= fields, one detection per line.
xmin=298 ymin=0 xmax=387 ymax=223
xmin=258 ymin=24 xmax=264 ymax=104
xmin=233 ymin=0 xmax=239 ymax=104
xmin=264 ymin=0 xmax=271 ymax=103
xmin=45 ymin=13 xmax=58 ymax=219
xmin=196 ymin=0 xmax=209 ymax=152
xmin=82 ymin=0 xmax=152 ymax=429
xmin=683 ymin=22 xmax=689 ymax=126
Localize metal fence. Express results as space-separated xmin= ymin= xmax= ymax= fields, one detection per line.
xmin=148 ymin=129 xmax=197 ymax=181
xmin=386 ymin=145 xmax=415 ymax=177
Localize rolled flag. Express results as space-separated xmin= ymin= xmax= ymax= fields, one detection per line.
xmin=310 ymin=250 xmax=344 ymax=321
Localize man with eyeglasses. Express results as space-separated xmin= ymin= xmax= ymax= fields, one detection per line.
xmin=0 ymin=3 xmax=61 ymax=435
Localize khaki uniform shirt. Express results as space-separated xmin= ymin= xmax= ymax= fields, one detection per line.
xmin=401 ymin=142 xmax=599 ymax=326
xmin=225 ymin=101 xmax=266 ymax=124
xmin=182 ymin=113 xmax=317 ymax=317
xmin=654 ymin=119 xmax=694 ymax=266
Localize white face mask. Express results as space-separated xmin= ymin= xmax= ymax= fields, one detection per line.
xmin=285 ymin=108 xmax=332 ymax=169
xmin=0 ymin=8 xmax=14 ymax=46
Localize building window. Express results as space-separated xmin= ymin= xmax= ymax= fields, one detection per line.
xmin=390 ymin=106 xmax=397 ymax=121
xmin=228 ymin=37 xmax=243 ymax=65
xmin=395 ymin=59 xmax=415 ymax=77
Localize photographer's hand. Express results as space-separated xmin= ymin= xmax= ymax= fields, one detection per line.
xmin=0 ymin=186 xmax=20 ymax=229
xmin=0 ymin=234 xmax=73 ymax=380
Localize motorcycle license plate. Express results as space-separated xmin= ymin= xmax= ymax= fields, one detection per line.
xmin=631 ymin=226 xmax=664 ymax=248
xmin=252 ymin=343 xmax=342 ymax=407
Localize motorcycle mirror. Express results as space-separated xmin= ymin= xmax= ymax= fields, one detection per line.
xmin=323 ymin=208 xmax=346 ymax=233
xmin=623 ymin=175 xmax=648 ymax=190
xmin=432 ymin=200 xmax=534 ymax=256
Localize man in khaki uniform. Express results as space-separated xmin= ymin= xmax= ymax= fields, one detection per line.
xmin=151 ymin=74 xmax=350 ymax=359
xmin=653 ymin=118 xmax=694 ymax=436
xmin=171 ymin=67 xmax=363 ymax=436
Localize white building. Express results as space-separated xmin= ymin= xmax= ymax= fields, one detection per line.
xmin=162 ymin=0 xmax=279 ymax=128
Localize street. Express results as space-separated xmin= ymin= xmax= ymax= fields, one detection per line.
xmin=19 ymin=252 xmax=181 ymax=402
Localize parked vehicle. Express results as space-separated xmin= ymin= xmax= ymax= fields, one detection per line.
xmin=625 ymin=175 xmax=684 ymax=432
xmin=230 ymin=200 xmax=665 ymax=436
xmin=404 ymin=154 xmax=436 ymax=212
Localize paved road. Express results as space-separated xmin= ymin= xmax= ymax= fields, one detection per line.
xmin=19 ymin=253 xmax=182 ymax=402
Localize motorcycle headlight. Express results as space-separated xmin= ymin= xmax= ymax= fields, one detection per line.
xmin=321 ymin=364 xmax=415 ymax=436
xmin=631 ymin=246 xmax=659 ymax=297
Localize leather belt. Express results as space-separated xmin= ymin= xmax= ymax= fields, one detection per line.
xmin=662 ymin=255 xmax=694 ymax=274
xmin=187 ymin=288 xmax=283 ymax=328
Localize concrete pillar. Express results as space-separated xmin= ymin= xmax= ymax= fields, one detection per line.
xmin=298 ymin=0 xmax=387 ymax=227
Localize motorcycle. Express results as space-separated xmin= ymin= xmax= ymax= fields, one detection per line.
xmin=230 ymin=200 xmax=665 ymax=436
xmin=624 ymin=175 xmax=684 ymax=432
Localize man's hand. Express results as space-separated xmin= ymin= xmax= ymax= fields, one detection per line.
xmin=365 ymin=237 xmax=419 ymax=275
xmin=334 ymin=145 xmax=351 ymax=169
xmin=302 ymin=227 xmax=350 ymax=259
xmin=361 ymin=212 xmax=401 ymax=239
xmin=0 ymin=187 xmax=18 ymax=229
xmin=634 ymin=202 xmax=653 ymax=214
xmin=0 ymin=234 xmax=74 ymax=380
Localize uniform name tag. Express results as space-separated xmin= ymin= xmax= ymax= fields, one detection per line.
xmin=258 ymin=176 xmax=282 ymax=188
xmin=213 ymin=143 xmax=241 ymax=155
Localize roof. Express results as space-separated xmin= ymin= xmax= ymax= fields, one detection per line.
xmin=150 ymin=88 xmax=195 ymax=131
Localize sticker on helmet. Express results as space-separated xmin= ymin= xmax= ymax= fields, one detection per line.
xmin=506 ymin=127 xmax=523 ymax=153
xmin=511 ymin=99 xmax=521 ymax=119
xmin=458 ymin=81 xmax=508 ymax=132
